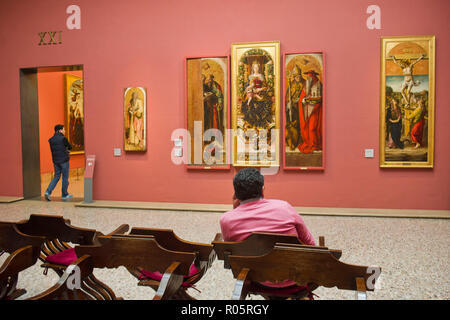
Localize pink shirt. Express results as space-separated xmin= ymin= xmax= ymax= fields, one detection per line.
xmin=220 ymin=198 xmax=315 ymax=245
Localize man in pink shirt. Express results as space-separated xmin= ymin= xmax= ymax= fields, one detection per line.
xmin=219 ymin=168 xmax=317 ymax=299
xmin=220 ymin=168 xmax=315 ymax=245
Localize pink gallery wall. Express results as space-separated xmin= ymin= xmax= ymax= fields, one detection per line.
xmin=38 ymin=70 xmax=85 ymax=173
xmin=0 ymin=0 xmax=449 ymax=210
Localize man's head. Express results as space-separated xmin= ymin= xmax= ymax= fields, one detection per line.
xmin=233 ymin=168 xmax=264 ymax=201
xmin=54 ymin=124 xmax=65 ymax=134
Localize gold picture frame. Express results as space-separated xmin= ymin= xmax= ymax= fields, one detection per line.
xmin=231 ymin=41 xmax=280 ymax=167
xmin=124 ymin=87 xmax=147 ymax=152
xmin=380 ymin=35 xmax=435 ymax=168
xmin=185 ymin=56 xmax=230 ymax=169
xmin=283 ymin=52 xmax=325 ymax=170
xmin=64 ymin=74 xmax=84 ymax=155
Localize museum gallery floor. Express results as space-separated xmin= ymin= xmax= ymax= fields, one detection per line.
xmin=0 ymin=200 xmax=448 ymax=300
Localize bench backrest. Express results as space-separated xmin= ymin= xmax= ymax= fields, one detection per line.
xmin=129 ymin=227 xmax=215 ymax=269
xmin=212 ymin=232 xmax=341 ymax=268
xmin=0 ymin=223 xmax=45 ymax=257
xmin=7 ymin=214 xmax=97 ymax=245
xmin=0 ymin=224 xmax=45 ymax=277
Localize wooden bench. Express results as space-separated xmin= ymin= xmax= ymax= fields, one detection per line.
xmin=75 ymin=235 xmax=197 ymax=300
xmin=0 ymin=224 xmax=45 ymax=300
xmin=121 ymin=228 xmax=216 ymax=299
xmin=212 ymin=232 xmax=344 ymax=300
xmin=229 ymin=244 xmax=381 ymax=300
xmin=0 ymin=214 xmax=129 ymax=276
xmin=27 ymin=255 xmax=119 ymax=300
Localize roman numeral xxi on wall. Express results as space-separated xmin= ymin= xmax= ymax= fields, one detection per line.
xmin=38 ymin=31 xmax=62 ymax=46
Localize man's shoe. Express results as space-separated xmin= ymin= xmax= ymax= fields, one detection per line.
xmin=62 ymin=194 xmax=73 ymax=201
xmin=44 ymin=193 xmax=51 ymax=201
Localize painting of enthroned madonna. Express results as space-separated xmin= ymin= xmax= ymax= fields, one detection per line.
xmin=232 ymin=41 xmax=280 ymax=167
xmin=238 ymin=52 xmax=275 ymax=130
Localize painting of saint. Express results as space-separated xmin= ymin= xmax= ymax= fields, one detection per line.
xmin=284 ymin=52 xmax=324 ymax=169
xmin=124 ymin=87 xmax=147 ymax=152
xmin=231 ymin=41 xmax=280 ymax=167
xmin=186 ymin=56 xmax=229 ymax=168
xmin=64 ymin=74 xmax=84 ymax=154
xmin=380 ymin=36 xmax=435 ymax=168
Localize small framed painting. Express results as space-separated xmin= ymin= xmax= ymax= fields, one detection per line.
xmin=124 ymin=87 xmax=147 ymax=152
xmin=64 ymin=74 xmax=84 ymax=154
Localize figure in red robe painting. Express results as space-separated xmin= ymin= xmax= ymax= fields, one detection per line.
xmin=298 ymin=70 xmax=322 ymax=154
xmin=408 ymin=98 xmax=426 ymax=149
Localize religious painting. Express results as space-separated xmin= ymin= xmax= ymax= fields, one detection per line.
xmin=380 ymin=36 xmax=435 ymax=168
xmin=231 ymin=41 xmax=280 ymax=167
xmin=64 ymin=74 xmax=84 ymax=154
xmin=185 ymin=56 xmax=230 ymax=169
xmin=124 ymin=87 xmax=147 ymax=152
xmin=283 ymin=52 xmax=324 ymax=170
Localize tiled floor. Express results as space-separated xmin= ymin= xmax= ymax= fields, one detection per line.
xmin=0 ymin=200 xmax=448 ymax=300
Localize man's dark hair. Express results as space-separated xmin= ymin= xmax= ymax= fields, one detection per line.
xmin=233 ymin=168 xmax=264 ymax=201
xmin=54 ymin=124 xmax=64 ymax=132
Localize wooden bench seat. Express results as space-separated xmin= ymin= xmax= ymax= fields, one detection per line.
xmin=112 ymin=227 xmax=216 ymax=299
xmin=75 ymin=235 xmax=197 ymax=300
xmin=27 ymin=255 xmax=119 ymax=300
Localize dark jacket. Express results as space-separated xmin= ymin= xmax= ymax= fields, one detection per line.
xmin=49 ymin=132 xmax=72 ymax=164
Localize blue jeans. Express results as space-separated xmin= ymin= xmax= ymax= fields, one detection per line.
xmin=46 ymin=161 xmax=70 ymax=197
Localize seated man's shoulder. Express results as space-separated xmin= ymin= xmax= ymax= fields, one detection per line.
xmin=265 ymin=199 xmax=298 ymax=216
xmin=220 ymin=208 xmax=237 ymax=221
xmin=265 ymin=199 xmax=293 ymax=208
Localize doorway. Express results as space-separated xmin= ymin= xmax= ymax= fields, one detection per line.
xmin=20 ymin=65 xmax=85 ymax=201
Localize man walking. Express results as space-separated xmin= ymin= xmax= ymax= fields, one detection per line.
xmin=44 ymin=124 xmax=73 ymax=201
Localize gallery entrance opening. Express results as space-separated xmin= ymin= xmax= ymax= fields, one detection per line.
xmin=19 ymin=65 xmax=85 ymax=201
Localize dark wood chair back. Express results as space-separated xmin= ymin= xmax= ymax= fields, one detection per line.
xmin=0 ymin=224 xmax=45 ymax=300
xmin=212 ymin=232 xmax=341 ymax=268
xmin=0 ymin=223 xmax=45 ymax=258
xmin=129 ymin=227 xmax=215 ymax=269
xmin=10 ymin=214 xmax=97 ymax=245
xmin=1 ymin=214 xmax=129 ymax=277
xmin=229 ymin=244 xmax=381 ymax=300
